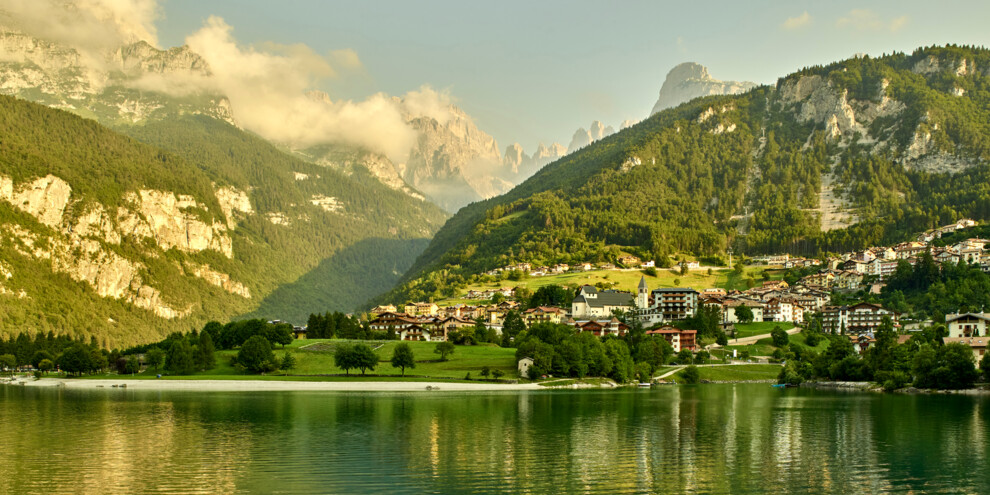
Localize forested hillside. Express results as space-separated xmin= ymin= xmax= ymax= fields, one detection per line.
xmin=0 ymin=96 xmax=447 ymax=346
xmin=376 ymin=45 xmax=990 ymax=305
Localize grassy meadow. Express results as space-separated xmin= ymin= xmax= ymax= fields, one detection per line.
xmin=442 ymin=266 xmax=780 ymax=305
xmin=81 ymin=339 xmax=521 ymax=381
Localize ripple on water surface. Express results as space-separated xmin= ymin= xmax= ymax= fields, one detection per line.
xmin=1 ymin=385 xmax=988 ymax=494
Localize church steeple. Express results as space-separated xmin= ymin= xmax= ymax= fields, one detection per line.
xmin=636 ymin=276 xmax=649 ymax=309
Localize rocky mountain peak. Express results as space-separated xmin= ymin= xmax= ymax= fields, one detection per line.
xmin=650 ymin=62 xmax=757 ymax=115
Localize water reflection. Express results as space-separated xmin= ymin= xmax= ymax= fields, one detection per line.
xmin=1 ymin=385 xmax=988 ymax=494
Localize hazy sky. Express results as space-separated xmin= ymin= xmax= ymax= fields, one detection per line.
xmin=155 ymin=0 xmax=990 ymax=153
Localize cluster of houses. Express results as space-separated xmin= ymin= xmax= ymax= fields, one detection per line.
xmin=290 ymin=219 xmax=990 ymax=362
xmin=483 ymin=255 xmax=700 ymax=279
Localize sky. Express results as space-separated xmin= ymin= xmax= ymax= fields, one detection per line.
xmin=145 ymin=1 xmax=990 ymax=154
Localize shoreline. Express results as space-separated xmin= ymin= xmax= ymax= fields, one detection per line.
xmin=7 ymin=377 xmax=544 ymax=392
xmin=801 ymin=380 xmax=990 ymax=395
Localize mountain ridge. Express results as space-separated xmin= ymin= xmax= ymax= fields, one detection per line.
xmin=373 ymin=45 xmax=990 ymax=306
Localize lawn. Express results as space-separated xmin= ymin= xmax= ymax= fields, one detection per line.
xmin=731 ymin=322 xmax=795 ymax=339
xmin=723 ymin=330 xmax=829 ymax=357
xmin=450 ymin=266 xmax=778 ymax=302
xmin=674 ymin=364 xmax=783 ymax=383
xmin=86 ymin=339 xmax=521 ymax=381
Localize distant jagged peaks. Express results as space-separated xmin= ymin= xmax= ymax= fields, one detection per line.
xmin=501 ymin=141 xmax=566 ymax=178
xmin=650 ymin=62 xmax=757 ymax=116
xmin=567 ymin=120 xmax=615 ymax=153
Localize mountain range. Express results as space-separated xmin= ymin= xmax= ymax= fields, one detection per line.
xmin=376 ymin=45 xmax=990 ymax=305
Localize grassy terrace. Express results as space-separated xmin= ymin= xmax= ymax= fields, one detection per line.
xmin=80 ymin=339 xmax=521 ymax=382
xmin=730 ymin=322 xmax=795 ymax=339
xmin=721 ymin=331 xmax=828 ymax=358
xmin=672 ymin=364 xmax=783 ymax=383
xmin=442 ymin=266 xmax=780 ymax=305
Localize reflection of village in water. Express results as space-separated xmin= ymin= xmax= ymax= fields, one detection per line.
xmin=2 ymin=387 xmax=987 ymax=494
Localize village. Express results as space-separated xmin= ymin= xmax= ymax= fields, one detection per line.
xmin=310 ymin=219 xmax=990 ymax=364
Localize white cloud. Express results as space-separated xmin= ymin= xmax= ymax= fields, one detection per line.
xmin=836 ymin=9 xmax=908 ymax=32
xmin=782 ymin=12 xmax=812 ymax=31
xmin=3 ymin=1 xmax=467 ymax=164
xmin=2 ymin=0 xmax=160 ymax=51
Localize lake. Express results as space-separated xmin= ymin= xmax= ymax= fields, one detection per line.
xmin=1 ymin=384 xmax=987 ymax=494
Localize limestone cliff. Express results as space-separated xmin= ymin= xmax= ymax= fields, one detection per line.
xmin=650 ymin=62 xmax=757 ymax=115
xmin=0 ymin=27 xmax=233 ymax=125
xmin=0 ymin=172 xmax=253 ymax=319
xmin=500 ymin=141 xmax=566 ymax=180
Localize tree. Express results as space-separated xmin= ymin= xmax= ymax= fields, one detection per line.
xmin=435 ymin=342 xmax=455 ymax=361
xmin=57 ymin=344 xmax=95 ymax=376
xmin=492 ymin=369 xmax=505 ymax=380
xmin=694 ymin=350 xmax=710 ymax=364
xmin=502 ymin=310 xmax=526 ymax=346
xmin=146 ymin=347 xmax=166 ymax=372
xmin=280 ymin=352 xmax=296 ymax=371
xmin=680 ymin=365 xmax=700 ymax=384
xmin=735 ymin=305 xmax=754 ymax=323
xmin=166 ymin=340 xmax=197 ymax=375
xmin=264 ymin=323 xmax=294 ymax=348
xmin=480 ymin=366 xmax=491 ymax=379
xmin=676 ymin=349 xmax=693 ymax=364
xmin=771 ymin=326 xmax=789 ymax=347
xmin=528 ymin=284 xmax=572 ymax=309
xmin=125 ymin=354 xmax=140 ymax=374
xmin=38 ymin=359 xmax=54 ymax=375
xmin=352 ymin=344 xmax=378 ymax=375
xmin=390 ymin=343 xmax=415 ymax=376
xmin=680 ymin=263 xmax=689 ymax=276
xmin=0 ymin=353 xmax=15 ymax=375
xmin=981 ymin=351 xmax=990 ymax=382
xmin=237 ymin=335 xmax=277 ymax=373
xmin=335 ymin=344 xmax=357 ymax=375
xmin=31 ymin=350 xmax=54 ymax=369
xmin=197 ymin=331 xmax=216 ymax=370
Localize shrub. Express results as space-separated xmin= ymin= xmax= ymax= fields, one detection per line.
xmin=680 ymin=365 xmax=700 ymax=384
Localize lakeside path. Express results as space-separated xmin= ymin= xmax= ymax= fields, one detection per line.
xmin=15 ymin=378 xmax=544 ymax=392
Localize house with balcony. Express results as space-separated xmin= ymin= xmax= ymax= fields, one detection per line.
xmin=645 ymin=327 xmax=698 ymax=353
xmin=946 ymin=313 xmax=990 ymax=338
xmin=822 ymin=303 xmax=898 ymax=334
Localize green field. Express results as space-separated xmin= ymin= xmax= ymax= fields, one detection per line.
xmin=730 ymin=322 xmax=795 ymax=339
xmin=673 ymin=364 xmax=783 ymax=383
xmin=722 ymin=331 xmax=829 ymax=357
xmin=83 ymin=339 xmax=521 ymax=381
xmin=450 ymin=266 xmax=779 ymax=303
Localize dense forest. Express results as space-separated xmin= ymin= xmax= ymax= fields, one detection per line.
xmin=376 ymin=45 xmax=990 ymax=305
xmin=0 ymin=96 xmax=447 ymax=346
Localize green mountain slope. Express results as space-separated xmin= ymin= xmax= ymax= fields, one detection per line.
xmin=0 ymin=95 xmax=447 ymax=347
xmin=376 ymin=45 xmax=990 ymax=305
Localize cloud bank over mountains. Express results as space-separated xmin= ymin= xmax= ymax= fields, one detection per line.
xmin=3 ymin=0 xmax=464 ymax=165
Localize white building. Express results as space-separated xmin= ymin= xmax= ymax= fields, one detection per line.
xmin=946 ymin=313 xmax=990 ymax=338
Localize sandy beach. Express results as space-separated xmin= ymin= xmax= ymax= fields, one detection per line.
xmin=9 ymin=377 xmax=544 ymax=392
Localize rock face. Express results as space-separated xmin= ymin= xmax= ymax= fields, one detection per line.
xmin=501 ymin=141 xmax=567 ymax=180
xmin=567 ymin=121 xmax=614 ymax=154
xmin=401 ymin=103 xmax=506 ymax=211
xmin=0 ymin=172 xmax=255 ymax=319
xmin=650 ymin=62 xmax=757 ymax=115
xmin=0 ymin=27 xmax=233 ymax=125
